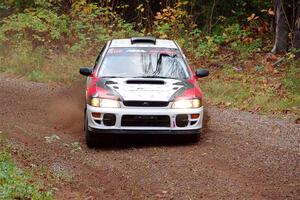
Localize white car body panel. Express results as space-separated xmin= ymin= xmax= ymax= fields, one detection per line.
xmin=110 ymin=39 xmax=178 ymax=49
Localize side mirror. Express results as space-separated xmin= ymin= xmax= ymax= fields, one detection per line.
xmin=79 ymin=67 xmax=93 ymax=76
xmin=195 ymin=69 xmax=209 ymax=78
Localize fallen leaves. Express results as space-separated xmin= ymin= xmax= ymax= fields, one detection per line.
xmin=261 ymin=8 xmax=275 ymax=16
xmin=70 ymin=142 xmax=82 ymax=154
xmin=200 ymin=50 xmax=299 ymax=118
xmin=247 ymin=13 xmax=259 ymax=21
xmin=45 ymin=134 xmax=60 ymax=143
xmin=268 ymin=8 xmax=275 ymax=16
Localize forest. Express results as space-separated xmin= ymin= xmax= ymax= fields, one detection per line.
xmin=0 ymin=0 xmax=299 ymax=115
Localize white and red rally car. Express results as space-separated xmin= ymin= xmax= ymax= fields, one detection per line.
xmin=79 ymin=37 xmax=209 ymax=147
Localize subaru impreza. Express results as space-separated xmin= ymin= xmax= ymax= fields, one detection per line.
xmin=79 ymin=37 xmax=209 ymax=147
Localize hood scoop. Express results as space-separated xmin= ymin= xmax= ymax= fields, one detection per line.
xmin=126 ymin=80 xmax=165 ymax=85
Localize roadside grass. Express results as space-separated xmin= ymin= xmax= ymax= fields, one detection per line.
xmin=0 ymin=44 xmax=94 ymax=83
xmin=0 ymin=136 xmax=53 ymax=200
xmin=200 ymin=63 xmax=300 ymax=118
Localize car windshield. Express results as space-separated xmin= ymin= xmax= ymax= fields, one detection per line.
xmin=98 ymin=47 xmax=190 ymax=79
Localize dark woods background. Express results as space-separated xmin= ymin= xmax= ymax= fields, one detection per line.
xmin=0 ymin=0 xmax=299 ymax=55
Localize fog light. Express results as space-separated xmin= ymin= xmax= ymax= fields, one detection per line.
xmin=92 ymin=112 xmax=101 ymax=118
xmin=191 ymin=114 xmax=200 ymax=119
xmin=103 ymin=114 xmax=116 ymax=126
xmin=176 ymin=114 xmax=189 ymax=127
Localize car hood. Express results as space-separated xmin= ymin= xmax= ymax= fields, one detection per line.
xmin=97 ymin=78 xmax=194 ymax=102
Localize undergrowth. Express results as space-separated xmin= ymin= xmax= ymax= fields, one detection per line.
xmin=0 ymin=136 xmax=53 ymax=199
xmin=200 ymin=61 xmax=300 ymax=118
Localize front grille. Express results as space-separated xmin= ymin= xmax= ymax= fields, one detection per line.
xmin=123 ymin=101 xmax=169 ymax=107
xmin=121 ymin=115 xmax=170 ymax=127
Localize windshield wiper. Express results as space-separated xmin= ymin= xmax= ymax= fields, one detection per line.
xmin=156 ymin=53 xmax=177 ymax=66
xmin=154 ymin=53 xmax=177 ymax=75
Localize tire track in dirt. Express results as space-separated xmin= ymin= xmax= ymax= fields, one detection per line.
xmin=0 ymin=74 xmax=299 ymax=199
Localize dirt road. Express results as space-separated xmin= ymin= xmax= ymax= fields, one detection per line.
xmin=0 ymin=74 xmax=299 ymax=200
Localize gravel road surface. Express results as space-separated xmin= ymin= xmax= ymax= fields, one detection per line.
xmin=0 ymin=74 xmax=299 ymax=199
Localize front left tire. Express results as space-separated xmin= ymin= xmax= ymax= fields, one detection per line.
xmin=85 ymin=115 xmax=97 ymax=148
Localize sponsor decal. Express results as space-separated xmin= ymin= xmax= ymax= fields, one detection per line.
xmin=107 ymin=47 xmax=180 ymax=57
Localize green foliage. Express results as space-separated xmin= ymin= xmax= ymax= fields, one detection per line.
xmin=0 ymin=1 xmax=138 ymax=52
xmin=0 ymin=2 xmax=7 ymax=10
xmin=231 ymin=38 xmax=262 ymax=53
xmin=69 ymin=5 xmax=138 ymax=52
xmin=192 ymin=24 xmax=262 ymax=58
xmin=0 ymin=142 xmax=52 ymax=200
xmin=194 ymin=36 xmax=220 ymax=58
xmin=0 ymin=8 xmax=69 ymax=46
xmin=0 ymin=0 xmax=266 ymax=57
xmin=222 ymin=24 xmax=262 ymax=52
xmin=153 ymin=1 xmax=195 ymax=39
xmin=0 ymin=161 xmax=52 ymax=199
xmin=0 ymin=149 xmax=10 ymax=162
xmin=283 ymin=64 xmax=300 ymax=95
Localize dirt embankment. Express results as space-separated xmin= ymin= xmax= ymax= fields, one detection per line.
xmin=0 ymin=74 xmax=299 ymax=200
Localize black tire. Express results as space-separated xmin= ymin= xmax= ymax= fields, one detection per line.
xmin=85 ymin=115 xmax=97 ymax=148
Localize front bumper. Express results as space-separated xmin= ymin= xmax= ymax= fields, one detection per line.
xmin=87 ymin=128 xmax=201 ymax=135
xmin=86 ymin=105 xmax=204 ymax=133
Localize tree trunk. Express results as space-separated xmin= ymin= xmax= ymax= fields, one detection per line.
xmin=293 ymin=0 xmax=300 ymax=58
xmin=272 ymin=0 xmax=289 ymax=53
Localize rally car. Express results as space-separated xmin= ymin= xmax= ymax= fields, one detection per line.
xmin=79 ymin=37 xmax=209 ymax=147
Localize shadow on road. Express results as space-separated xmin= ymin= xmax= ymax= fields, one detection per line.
xmin=87 ymin=133 xmax=206 ymax=150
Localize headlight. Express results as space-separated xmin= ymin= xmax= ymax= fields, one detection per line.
xmin=172 ymin=99 xmax=201 ymax=109
xmin=90 ymin=97 xmax=120 ymax=108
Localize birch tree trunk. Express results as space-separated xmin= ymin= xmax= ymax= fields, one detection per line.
xmin=272 ymin=0 xmax=289 ymax=53
xmin=293 ymin=0 xmax=300 ymax=58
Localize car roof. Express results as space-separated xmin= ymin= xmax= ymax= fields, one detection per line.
xmin=109 ymin=38 xmax=178 ymax=49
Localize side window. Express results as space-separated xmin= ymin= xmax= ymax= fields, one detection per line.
xmin=93 ymin=43 xmax=107 ymax=70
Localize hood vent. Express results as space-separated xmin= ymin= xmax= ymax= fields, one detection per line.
xmin=105 ymin=80 xmax=117 ymax=85
xmin=126 ymin=80 xmax=165 ymax=85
